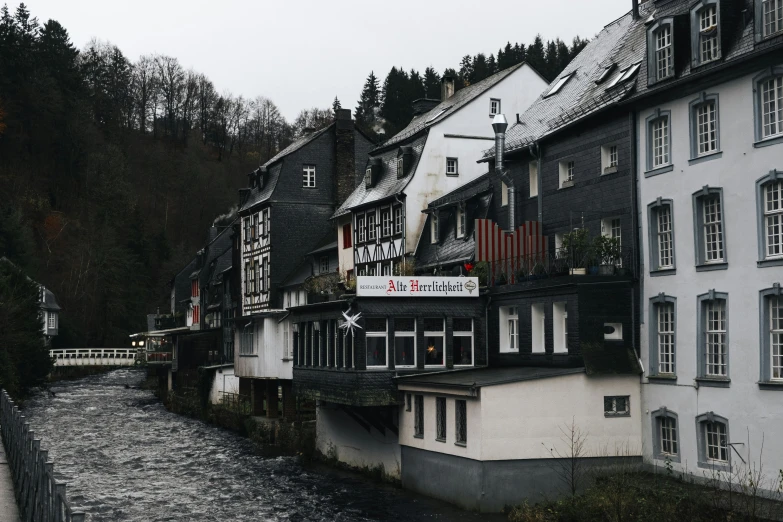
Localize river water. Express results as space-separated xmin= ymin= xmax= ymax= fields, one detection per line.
xmin=23 ymin=369 xmax=502 ymax=522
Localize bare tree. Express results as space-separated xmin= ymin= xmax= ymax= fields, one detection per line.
xmin=544 ymin=417 xmax=588 ymax=496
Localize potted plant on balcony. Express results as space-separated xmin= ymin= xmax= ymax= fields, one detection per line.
xmin=562 ymin=228 xmax=590 ymax=275
xmin=594 ymin=235 xmax=621 ymax=275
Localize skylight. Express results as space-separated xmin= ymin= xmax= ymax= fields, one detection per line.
xmin=426 ymin=106 xmax=450 ymax=124
xmin=596 ymin=64 xmax=617 ymax=84
xmin=544 ymin=73 xmax=574 ymax=97
xmin=605 ymin=62 xmax=642 ymax=89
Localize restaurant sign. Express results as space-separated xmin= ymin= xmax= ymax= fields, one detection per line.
xmin=356 ymin=276 xmax=479 ymax=297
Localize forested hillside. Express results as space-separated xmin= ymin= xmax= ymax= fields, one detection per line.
xmin=0 ymin=3 xmax=586 ymax=347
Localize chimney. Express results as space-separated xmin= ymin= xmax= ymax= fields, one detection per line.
xmin=207 ymin=226 xmax=218 ymax=244
xmin=334 ymin=110 xmax=357 ymax=206
xmin=492 ymin=114 xmax=514 ymax=232
xmin=303 ymin=127 xmax=316 ymax=135
xmin=632 ymin=0 xmax=639 ymax=20
xmin=441 ymin=76 xmax=455 ymax=101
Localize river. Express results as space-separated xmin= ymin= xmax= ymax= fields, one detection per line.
xmin=22 ymin=369 xmax=503 ymax=522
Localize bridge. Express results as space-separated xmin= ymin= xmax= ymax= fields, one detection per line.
xmin=50 ymin=348 xmax=140 ymax=367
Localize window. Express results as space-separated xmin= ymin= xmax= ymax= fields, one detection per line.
xmin=243 ymin=218 xmax=251 ymax=243
xmin=693 ymin=187 xmax=727 ymax=269
xmin=596 ymin=63 xmax=617 ymax=84
xmin=453 ymin=318 xmax=474 ymax=366
xmin=342 ymin=223 xmax=352 ymax=249
xmin=604 ymin=396 xmax=630 ymax=417
xmin=446 ymin=158 xmax=458 ymax=176
xmin=397 ymin=156 xmax=405 ymax=178
xmin=559 ymin=161 xmax=574 ymax=188
xmin=762 ymin=0 xmax=783 ymax=38
xmin=424 ymin=318 xmax=445 ymax=366
xmin=691 ymin=3 xmax=720 ymax=66
xmin=456 ymin=206 xmax=466 ymax=239
xmin=319 ymin=256 xmax=329 ymax=274
xmin=529 ymin=161 xmax=538 ymax=197
xmin=545 ymin=73 xmax=574 ymax=97
xmin=260 ymin=209 xmax=269 ymax=237
xmin=47 ymin=313 xmax=56 ymax=329
xmin=381 ymin=263 xmax=391 ymax=276
xmin=531 ymin=303 xmax=545 ymax=353
xmin=252 ymin=214 xmax=258 ymax=240
xmin=697 ymin=291 xmax=729 ymax=380
xmin=651 ymin=408 xmax=680 ymax=462
xmin=436 ymin=397 xmax=446 ymax=441
xmin=606 ymin=62 xmax=641 ymax=89
xmin=688 ymin=93 xmax=720 ymax=159
xmin=414 ymin=395 xmax=424 ymax=437
xmin=759 ymin=287 xmax=783 ymax=384
xmin=367 ymin=211 xmax=376 ymax=241
xmin=648 ymin=199 xmax=676 ymax=272
xmin=761 ymin=75 xmax=783 ymax=140
xmin=430 ymin=213 xmax=439 ymax=244
xmin=357 ymin=215 xmax=366 ymax=243
xmin=365 ymin=167 xmax=372 ymax=187
xmin=601 ymin=217 xmax=622 ymax=266
xmin=501 ymin=181 xmax=509 ymax=206
xmin=490 ymin=98 xmax=501 ymax=115
xmin=239 ymin=323 xmax=254 ymax=355
xmin=655 ymin=25 xmax=673 ymax=81
xmin=759 ymin=175 xmax=783 ymax=262
xmin=381 ymin=209 xmax=392 ymax=237
xmin=394 ymin=318 xmax=416 ymax=368
xmin=365 ymin=318 xmax=387 ymax=368
xmin=455 ymin=400 xmax=467 ymax=445
xmin=553 ymin=302 xmax=568 ymax=354
xmin=601 ymin=145 xmax=618 ymax=174
xmin=393 ymin=206 xmax=403 ymax=234
xmin=303 ymin=165 xmax=316 ymax=188
xmin=244 ymin=262 xmax=251 ymax=295
xmin=649 ymin=294 xmax=677 ymax=377
xmin=696 ymin=412 xmax=730 ymax=470
xmin=647 ymin=111 xmax=671 ymax=170
xmin=499 ymin=306 xmax=519 ymax=352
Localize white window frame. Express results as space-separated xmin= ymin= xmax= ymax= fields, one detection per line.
xmin=303 ymin=165 xmax=316 ymax=188
xmin=393 ymin=206 xmax=403 ymax=234
xmin=770 ymin=295 xmax=783 ymax=381
xmin=424 ymin=318 xmax=446 ymax=368
xmin=700 ymin=6 xmax=719 ymax=63
xmin=47 ymin=313 xmax=56 ymax=329
xmin=661 ymin=415 xmax=678 ymax=456
xmin=381 ymin=208 xmax=392 ymax=237
xmin=762 ymin=0 xmax=783 ymax=38
xmin=703 ymin=196 xmax=724 ymax=263
xmin=657 ymin=203 xmax=674 ymax=269
xmin=490 ymin=98 xmax=501 ymax=115
xmin=446 ymin=158 xmax=458 ymax=176
xmin=430 ymin=213 xmax=439 ymax=244
xmin=558 ymin=161 xmax=574 ymax=188
xmin=453 ymin=318 xmax=474 ymax=366
xmin=652 ymin=117 xmax=670 ymax=168
xmin=357 ymin=215 xmax=366 ymax=243
xmin=604 ymin=395 xmax=630 ymax=417
xmin=655 ymin=25 xmax=673 ymax=80
xmin=367 ymin=211 xmax=377 ymax=241
xmin=393 ymin=318 xmax=416 ymax=369
xmin=529 ymin=161 xmax=538 ymax=197
xmin=553 ymin=302 xmax=568 ymax=354
xmin=764 ymin=180 xmax=783 ymax=259
xmin=365 ymin=318 xmax=388 ymax=369
xmin=397 ymin=156 xmax=405 ymax=177
xmin=531 ymin=303 xmax=545 ymax=353
xmin=657 ymin=301 xmax=676 ymax=375
xmin=456 ymin=206 xmax=466 ymax=239
xmin=761 ymin=76 xmax=783 ymax=140
xmin=499 ymin=306 xmax=519 ymax=353
xmin=705 ymin=420 xmax=729 ymax=463
xmin=601 ymin=144 xmax=618 ymax=174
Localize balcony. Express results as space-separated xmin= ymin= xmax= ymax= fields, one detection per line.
xmin=475 ymin=247 xmax=635 ymax=288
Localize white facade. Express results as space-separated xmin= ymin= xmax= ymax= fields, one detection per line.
xmin=208 ymin=365 xmax=241 ymax=405
xmin=398 ymin=373 xmax=641 ymax=461
xmin=234 ymin=314 xmax=293 ymax=381
xmin=638 ymin=64 xmax=783 ymax=482
xmin=240 ymin=206 xmax=271 ymax=314
xmin=341 ymin=65 xmax=548 ymax=277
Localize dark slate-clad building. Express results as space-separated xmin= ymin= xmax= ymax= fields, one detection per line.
xmin=234 ymin=109 xmax=375 ymax=420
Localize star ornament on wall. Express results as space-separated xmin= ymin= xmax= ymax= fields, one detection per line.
xmin=339 ymin=311 xmax=363 ymax=336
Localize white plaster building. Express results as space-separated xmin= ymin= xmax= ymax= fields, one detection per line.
xmin=635 ymin=0 xmax=783 ymax=486
xmin=334 ymin=63 xmax=548 ymax=278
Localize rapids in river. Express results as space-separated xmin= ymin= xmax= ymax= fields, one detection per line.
xmin=23 ymin=369 xmax=501 ymax=521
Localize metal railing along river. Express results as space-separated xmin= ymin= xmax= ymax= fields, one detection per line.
xmin=0 ymin=389 xmax=85 ymax=522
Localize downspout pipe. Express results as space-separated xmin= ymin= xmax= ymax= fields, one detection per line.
xmin=492 ymin=114 xmax=514 ymax=232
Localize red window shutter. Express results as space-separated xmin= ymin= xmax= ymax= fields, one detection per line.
xmin=343 ymin=223 xmax=352 ymax=248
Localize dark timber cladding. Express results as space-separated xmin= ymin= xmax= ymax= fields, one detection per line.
xmin=289 ymin=296 xmax=487 ymax=407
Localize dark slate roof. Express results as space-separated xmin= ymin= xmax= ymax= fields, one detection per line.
xmin=396 ymin=366 xmax=586 ymax=389
xmin=240 ymin=162 xmax=283 ymax=212
xmin=280 ymin=259 xmax=312 ymax=288
xmin=308 ymin=240 xmax=338 ymax=256
xmin=582 ymin=343 xmax=642 ymax=376
xmin=212 ymin=248 xmax=232 ymax=279
xmin=376 ymin=63 xmax=529 ymax=152
xmin=416 ymin=191 xmax=492 ymax=269
xmin=332 ymin=133 xmax=427 ymax=218
xmin=427 ymin=173 xmax=492 ymax=209
xmin=262 ymin=123 xmax=334 ymax=168
xmin=42 ymin=288 xmax=60 ymax=311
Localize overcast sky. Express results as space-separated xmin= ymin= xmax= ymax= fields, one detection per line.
xmin=26 ymin=0 xmax=629 ymax=121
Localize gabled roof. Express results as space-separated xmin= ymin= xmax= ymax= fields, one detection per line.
xmin=377 ymin=62 xmax=531 ymax=152
xmin=482 ymin=12 xmax=639 ymax=157
xmin=240 ymin=163 xmax=283 ymax=212
xmin=427 ymin=173 xmax=492 ymax=209
xmin=262 ymin=123 xmax=334 ymax=169
xmin=331 ymin=133 xmax=428 ymax=218
xmin=42 ymin=288 xmax=60 ymax=311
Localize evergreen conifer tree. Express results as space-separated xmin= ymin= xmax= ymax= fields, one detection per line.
xmin=332 ymin=96 xmax=341 ymax=113
xmin=423 ymin=66 xmax=440 ymax=99
xmin=355 ymin=71 xmax=380 ymax=127
xmin=526 ymin=35 xmax=546 ymax=78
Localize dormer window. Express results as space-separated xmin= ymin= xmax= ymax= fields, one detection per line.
xmin=655 ymin=26 xmax=672 ymax=80
xmin=365 ymin=167 xmax=372 ymax=187
xmin=691 ymin=2 xmax=721 ymax=67
xmin=456 ymin=206 xmax=466 ymax=239
xmin=397 ymin=156 xmax=404 ymax=176
xmin=596 ymin=63 xmax=617 ymax=84
xmin=762 ymin=0 xmax=783 ymax=38
xmin=544 ymin=73 xmax=574 ymax=97
xmin=397 ymin=146 xmax=413 ymax=179
xmin=430 ymin=213 xmax=439 ymax=244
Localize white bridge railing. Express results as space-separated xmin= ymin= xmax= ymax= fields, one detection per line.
xmin=50 ymin=349 xmax=139 ymax=367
